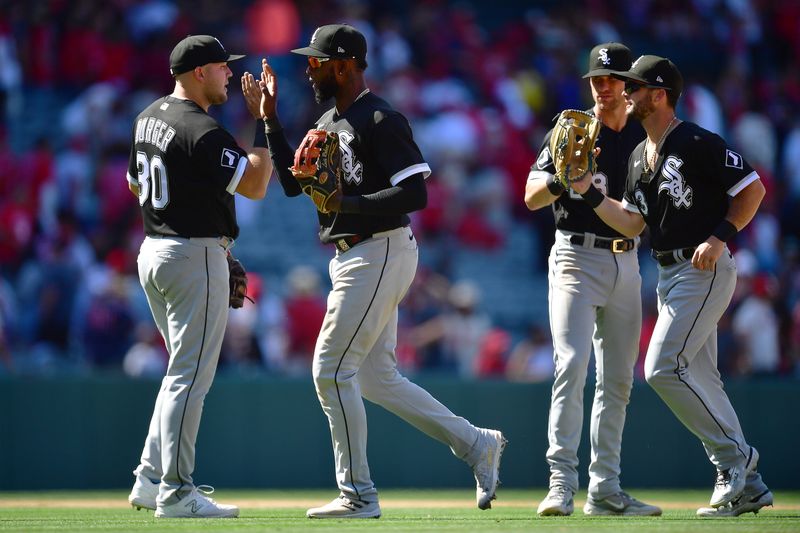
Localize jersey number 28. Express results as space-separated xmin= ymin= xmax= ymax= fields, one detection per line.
xmin=568 ymin=172 xmax=608 ymax=200
xmin=136 ymin=151 xmax=169 ymax=209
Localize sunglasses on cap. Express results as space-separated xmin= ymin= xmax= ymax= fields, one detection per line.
xmin=624 ymin=81 xmax=672 ymax=95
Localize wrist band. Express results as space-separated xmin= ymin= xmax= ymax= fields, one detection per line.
xmin=712 ymin=219 xmax=737 ymax=242
xmin=545 ymin=174 xmax=565 ymax=196
xmin=264 ymin=116 xmax=283 ymax=134
xmin=253 ymin=119 xmax=268 ymax=148
xmin=580 ymin=184 xmax=605 ymax=208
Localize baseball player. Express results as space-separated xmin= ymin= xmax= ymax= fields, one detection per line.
xmin=525 ymin=43 xmax=661 ymax=517
xmin=125 ymin=35 xmax=273 ymax=518
xmin=571 ymin=55 xmax=771 ymax=517
xmin=260 ymin=24 xmax=506 ymax=518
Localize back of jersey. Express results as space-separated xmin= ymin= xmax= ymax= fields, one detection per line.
xmin=127 ymin=96 xmax=247 ymax=239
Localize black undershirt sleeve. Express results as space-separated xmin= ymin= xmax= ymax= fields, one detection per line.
xmin=265 ymin=119 xmax=302 ymax=197
xmin=339 ymin=173 xmax=427 ymax=215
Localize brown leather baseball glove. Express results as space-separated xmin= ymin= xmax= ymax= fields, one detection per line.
xmin=227 ymin=253 xmax=253 ymax=309
xmin=549 ymin=109 xmax=601 ymax=188
xmin=289 ymin=129 xmax=342 ymax=213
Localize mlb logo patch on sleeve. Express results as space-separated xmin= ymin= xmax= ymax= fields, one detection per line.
xmin=220 ymin=148 xmax=239 ymax=168
xmin=725 ymin=149 xmax=743 ymax=169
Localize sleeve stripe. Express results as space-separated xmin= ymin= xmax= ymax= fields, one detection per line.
xmin=727 ymin=171 xmax=759 ymax=196
xmin=390 ymin=163 xmax=431 ymax=186
xmin=621 ymin=198 xmax=641 ymax=214
xmin=226 ymin=155 xmax=249 ymax=195
xmin=528 ymin=170 xmax=552 ymax=182
xmin=126 ymin=172 xmax=137 ymax=185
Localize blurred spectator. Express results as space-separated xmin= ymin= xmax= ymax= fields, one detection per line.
xmin=505 ymin=324 xmax=554 ymax=383
xmin=79 ymin=271 xmax=135 ymax=368
xmin=220 ymin=273 xmax=265 ymax=375
xmin=732 ymin=274 xmax=780 ymax=376
xmin=411 ymin=280 xmax=492 ymax=377
xmin=123 ymin=323 xmax=168 ymax=379
xmin=281 ymin=265 xmax=326 ymax=376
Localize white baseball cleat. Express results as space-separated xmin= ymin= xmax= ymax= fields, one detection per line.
xmin=128 ymin=472 xmax=158 ymax=511
xmin=709 ymin=447 xmax=759 ymax=508
xmin=698 ymin=474 xmax=773 ymax=517
xmin=472 ymin=428 xmax=507 ymax=510
xmin=155 ymin=486 xmax=239 ymax=518
xmin=583 ymin=490 xmax=662 ymax=516
xmin=537 ymin=485 xmax=574 ymax=516
xmin=306 ymin=495 xmax=381 ymax=518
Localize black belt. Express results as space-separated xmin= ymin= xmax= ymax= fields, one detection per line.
xmin=334 ymin=234 xmax=371 ymax=253
xmin=569 ymin=234 xmax=635 ymax=253
xmin=653 ymin=247 xmax=697 ymax=267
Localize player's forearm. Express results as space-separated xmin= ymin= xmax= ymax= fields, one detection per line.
xmin=339 ymin=174 xmax=427 ymax=215
xmin=237 ymin=148 xmax=272 ymax=199
xmin=524 ymin=178 xmax=560 ymax=211
xmin=264 ymin=118 xmax=302 ymax=197
xmin=578 ymin=185 xmax=645 ymax=237
xmin=593 ymin=197 xmax=645 ymax=237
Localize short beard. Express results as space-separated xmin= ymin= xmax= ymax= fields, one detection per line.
xmin=313 ymin=72 xmax=338 ymax=104
xmin=629 ymin=94 xmax=655 ymax=122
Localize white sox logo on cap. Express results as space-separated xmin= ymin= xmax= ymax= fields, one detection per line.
xmin=598 ymin=48 xmax=610 ymax=65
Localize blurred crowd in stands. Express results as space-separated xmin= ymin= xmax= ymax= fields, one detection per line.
xmin=0 ymin=0 xmax=798 ymax=380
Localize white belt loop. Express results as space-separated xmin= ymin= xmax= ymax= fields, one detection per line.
xmin=582 ymin=232 xmax=596 ymax=249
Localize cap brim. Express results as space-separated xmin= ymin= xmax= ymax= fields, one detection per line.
xmin=226 ymin=54 xmax=246 ymax=62
xmin=582 ymin=68 xmax=629 ymax=79
xmin=290 ymin=46 xmax=330 ymax=58
xmin=611 ymin=71 xmax=648 ymax=83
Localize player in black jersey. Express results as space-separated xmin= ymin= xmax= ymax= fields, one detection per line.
xmin=260 ymin=24 xmax=505 ymax=518
xmin=125 ymin=35 xmax=273 ymax=518
xmin=571 ymin=55 xmax=771 ymax=517
xmin=525 ymin=43 xmax=660 ymax=518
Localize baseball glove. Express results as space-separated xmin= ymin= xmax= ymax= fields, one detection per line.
xmin=290 ymin=129 xmax=342 ymax=213
xmin=549 ymin=109 xmax=601 ymax=188
xmin=227 ymin=253 xmax=253 ymax=309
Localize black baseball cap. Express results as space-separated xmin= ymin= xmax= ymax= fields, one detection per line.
xmin=613 ymin=54 xmax=683 ymax=95
xmin=169 ymin=35 xmax=245 ymax=76
xmin=582 ymin=42 xmax=633 ymax=78
xmin=291 ymin=24 xmax=367 ymax=62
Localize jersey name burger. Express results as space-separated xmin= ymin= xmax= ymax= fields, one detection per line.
xmin=135 ymin=116 xmax=177 ymax=152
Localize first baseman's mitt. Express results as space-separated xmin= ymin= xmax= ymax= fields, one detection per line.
xmin=549 ymin=109 xmax=601 ymax=188
xmin=290 ymin=129 xmax=342 ymax=213
xmin=227 ymin=253 xmax=253 ymax=309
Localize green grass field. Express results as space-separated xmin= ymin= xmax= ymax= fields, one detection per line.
xmin=0 ymin=489 xmax=798 ymax=532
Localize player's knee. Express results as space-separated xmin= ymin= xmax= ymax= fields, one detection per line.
xmin=644 ymin=366 xmax=671 ymax=389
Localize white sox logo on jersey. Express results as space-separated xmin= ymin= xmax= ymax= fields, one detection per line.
xmin=598 ymin=48 xmax=610 ymax=65
xmin=658 ymin=155 xmax=693 ymax=209
xmin=337 ymin=130 xmax=363 ymax=185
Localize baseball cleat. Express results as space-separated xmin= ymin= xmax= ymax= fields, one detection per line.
xmin=709 ymin=447 xmax=759 ymax=508
xmin=155 ymin=486 xmax=239 ymax=518
xmin=537 ymin=485 xmax=574 ymax=516
xmin=583 ymin=491 xmax=662 ymax=516
xmin=697 ymin=483 xmax=772 ymax=518
xmin=306 ymin=495 xmax=381 ymax=518
xmin=472 ymin=428 xmax=507 ymax=510
xmin=128 ymin=472 xmax=158 ymax=511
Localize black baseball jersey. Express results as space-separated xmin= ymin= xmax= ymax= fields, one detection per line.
xmin=622 ymin=121 xmax=759 ymax=252
xmin=126 ymin=96 xmax=248 ymax=239
xmin=530 ymin=110 xmax=645 ymax=238
xmin=312 ymin=91 xmax=431 ymax=242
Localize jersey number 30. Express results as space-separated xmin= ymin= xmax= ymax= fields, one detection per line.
xmin=136 ymin=151 xmax=169 ymax=209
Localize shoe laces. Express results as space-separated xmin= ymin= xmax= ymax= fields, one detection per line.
xmin=550 ymin=485 xmax=572 ymax=499
xmin=715 ymin=469 xmax=732 ymax=487
xmin=195 ymin=485 xmax=217 ymax=503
